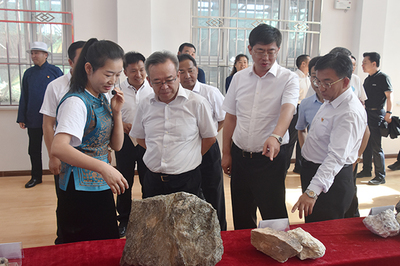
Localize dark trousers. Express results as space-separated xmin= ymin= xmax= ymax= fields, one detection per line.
xmin=230 ymin=143 xmax=288 ymax=230
xmin=200 ymin=140 xmax=227 ymax=231
xmin=142 ymin=166 xmax=203 ymax=199
xmin=344 ymin=164 xmax=360 ymax=218
xmin=115 ymin=134 xmax=148 ymax=225
xmin=27 ymin=127 xmax=43 ymax=181
xmin=301 ymin=159 xmax=354 ymax=223
xmin=283 ymin=106 xmax=302 ymax=171
xmin=56 ymin=174 xmax=119 ymax=244
xmin=362 ymin=125 xmax=385 ymax=179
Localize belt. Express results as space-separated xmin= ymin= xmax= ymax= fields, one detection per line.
xmin=233 ymin=142 xmax=263 ymax=159
xmin=303 ymin=158 xmax=352 ymax=168
xmin=366 ymin=107 xmax=380 ymax=111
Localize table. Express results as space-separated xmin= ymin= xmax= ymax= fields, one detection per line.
xmin=22 ymin=217 xmax=400 ymax=265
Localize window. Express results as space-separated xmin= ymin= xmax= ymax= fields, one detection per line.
xmin=192 ymin=0 xmax=322 ymax=91
xmin=0 ymin=0 xmax=73 ymax=106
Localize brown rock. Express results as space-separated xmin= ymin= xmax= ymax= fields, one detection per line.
xmin=363 ymin=209 xmax=400 ymax=238
xmin=251 ymin=227 xmax=303 ymax=263
xmin=287 ymin=227 xmax=325 ymax=260
xmin=120 ymin=192 xmax=223 ymax=266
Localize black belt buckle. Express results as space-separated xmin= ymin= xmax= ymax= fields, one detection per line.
xmin=160 ymin=175 xmax=169 ymax=182
xmin=242 ymin=150 xmax=253 ymax=158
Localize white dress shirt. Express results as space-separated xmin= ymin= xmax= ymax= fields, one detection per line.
xmin=294 ymin=69 xmax=311 ymax=103
xmin=222 ymin=61 xmax=299 ymax=152
xmin=130 ymin=86 xmax=217 ymax=175
xmin=349 ymin=74 xmax=367 ymax=102
xmin=120 ymin=78 xmax=154 ymax=125
xmin=302 ymin=88 xmax=367 ymax=195
xmin=192 ymin=80 xmax=225 ymax=129
xmin=40 ymin=71 xmax=71 ymax=117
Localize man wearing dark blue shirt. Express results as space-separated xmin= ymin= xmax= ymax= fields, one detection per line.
xmin=177 ymin=43 xmax=206 ymax=83
xmin=17 ymin=42 xmax=63 ymax=188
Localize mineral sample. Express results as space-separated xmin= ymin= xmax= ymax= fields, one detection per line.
xmin=120 ymin=192 xmax=223 ymax=266
xmin=0 ymin=257 xmax=8 ymax=266
xmin=396 ymin=200 xmax=400 ymax=213
xmin=287 ymin=227 xmax=326 ymax=260
xmin=396 ymin=212 xmax=400 ymax=225
xmin=363 ymin=209 xmax=400 ymax=238
xmin=251 ymin=227 xmax=303 ymax=263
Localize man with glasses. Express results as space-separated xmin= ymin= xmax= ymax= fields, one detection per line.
xmin=291 ymin=53 xmax=367 ymax=223
xmin=130 ymin=51 xmax=217 ymax=199
xmin=222 ymin=24 xmax=299 ymax=229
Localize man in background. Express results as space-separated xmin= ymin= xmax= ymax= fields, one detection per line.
xmin=17 ymin=41 xmax=63 ymax=188
xmin=178 ymin=42 xmax=206 ymax=83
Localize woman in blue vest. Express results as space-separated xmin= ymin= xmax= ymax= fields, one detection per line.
xmin=51 ymin=38 xmax=129 ymax=244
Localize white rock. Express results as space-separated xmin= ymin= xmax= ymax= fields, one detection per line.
xmin=251 ymin=227 xmax=302 ymax=263
xmin=287 ymin=227 xmax=326 ymax=260
xmin=363 ymin=209 xmax=400 ymax=238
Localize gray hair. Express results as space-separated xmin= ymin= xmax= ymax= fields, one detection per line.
xmin=145 ymin=50 xmax=179 ymax=77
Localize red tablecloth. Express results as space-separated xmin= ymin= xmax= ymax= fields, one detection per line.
xmin=22 ymin=217 xmax=400 ymax=265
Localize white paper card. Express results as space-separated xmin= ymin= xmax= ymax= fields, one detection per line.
xmin=369 ymin=205 xmax=395 ymax=216
xmin=258 ymin=218 xmax=290 ymax=231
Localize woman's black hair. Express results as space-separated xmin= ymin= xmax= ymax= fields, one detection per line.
xmin=70 ymin=38 xmax=124 ymax=92
xmin=229 ymin=54 xmax=249 ymax=76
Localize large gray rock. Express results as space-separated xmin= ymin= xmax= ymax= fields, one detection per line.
xmin=120 ymin=192 xmax=223 ymax=266
xmin=251 ymin=227 xmax=303 ymax=263
xmin=363 ymin=209 xmax=400 ymax=238
xmin=287 ymin=227 xmax=325 ymax=260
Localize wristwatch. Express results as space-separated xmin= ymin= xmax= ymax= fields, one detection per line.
xmin=305 ymin=189 xmax=318 ymax=200
xmin=270 ymin=134 xmax=283 ymax=144
xmin=386 ymin=111 xmax=392 ymax=114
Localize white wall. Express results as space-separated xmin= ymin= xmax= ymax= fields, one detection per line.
xmin=1 ymin=0 xmax=400 ymax=172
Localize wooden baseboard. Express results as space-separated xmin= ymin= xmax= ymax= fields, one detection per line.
xmin=0 ymin=169 xmax=137 ymax=177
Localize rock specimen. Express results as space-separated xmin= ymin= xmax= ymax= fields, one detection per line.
xmin=251 ymin=227 xmax=303 ymax=263
xmin=396 ymin=212 xmax=400 ymax=225
xmin=120 ymin=192 xmax=223 ymax=266
xmin=363 ymin=209 xmax=400 ymax=238
xmin=395 ymin=200 xmax=400 ymax=213
xmin=287 ymin=228 xmax=326 ymax=260
xmin=0 ymin=257 xmax=8 ymax=266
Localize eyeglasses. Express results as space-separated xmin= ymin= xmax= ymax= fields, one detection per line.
xmin=151 ymin=77 xmax=177 ymax=88
xmin=253 ymin=49 xmax=277 ymax=59
xmin=312 ymin=77 xmax=344 ymax=89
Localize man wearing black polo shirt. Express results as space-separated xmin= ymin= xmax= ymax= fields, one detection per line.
xmin=357 ymin=52 xmax=392 ymax=185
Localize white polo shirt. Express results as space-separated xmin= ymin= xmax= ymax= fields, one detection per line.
xmin=130 ymin=86 xmax=217 ymax=175
xmin=40 ymin=71 xmax=71 ymax=117
xmin=222 ymin=61 xmax=299 ymax=152
xmin=120 ymin=78 xmax=154 ymax=125
xmin=294 ymin=69 xmax=311 ymax=103
xmin=302 ymin=87 xmax=367 ymax=195
xmin=192 ymin=80 xmax=225 ymax=128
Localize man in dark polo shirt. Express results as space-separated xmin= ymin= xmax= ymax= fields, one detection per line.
xmin=356 ymin=52 xmax=392 ymax=185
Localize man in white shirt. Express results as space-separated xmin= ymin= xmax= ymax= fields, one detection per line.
xmin=178 ymin=53 xmax=227 ymax=231
xmin=115 ymin=52 xmax=153 ymax=237
xmin=291 ymin=53 xmax=367 ymax=223
xmin=130 ymin=51 xmax=217 ymax=200
xmin=222 ymin=24 xmax=299 ymax=229
xmin=285 ymin=54 xmax=311 ymax=174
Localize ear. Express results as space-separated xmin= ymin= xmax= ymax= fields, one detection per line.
xmin=248 ymin=45 xmax=252 ymax=54
xmin=124 ymin=69 xmax=128 ymax=77
xmin=84 ymin=62 xmax=93 ymax=76
xmin=343 ymin=77 xmax=351 ymax=89
xmin=146 ymin=76 xmax=152 ymax=87
xmin=68 ymin=58 xmax=74 ymax=68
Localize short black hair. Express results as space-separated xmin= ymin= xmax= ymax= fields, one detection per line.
xmin=178 ymin=43 xmax=196 ymax=53
xmin=329 ymin=47 xmax=352 ymax=57
xmin=249 ymin=23 xmax=282 ymax=48
xmin=177 ymin=54 xmax=197 ymax=67
xmin=315 ymin=53 xmax=352 ymax=80
xmin=308 ymin=56 xmax=322 ymax=74
xmin=363 ymin=52 xmax=380 ymax=67
xmin=145 ymin=50 xmax=179 ymax=76
xmin=351 ymin=55 xmax=356 ymax=61
xmin=67 ymin=41 xmax=85 ymax=61
xmin=296 ymin=54 xmax=310 ymax=69
xmin=123 ymin=52 xmax=146 ymax=69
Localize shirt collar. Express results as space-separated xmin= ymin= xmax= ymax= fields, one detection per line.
xmin=329 ymin=87 xmax=352 ymax=109
xmin=249 ymin=60 xmax=278 ymax=78
xmin=192 ymin=80 xmax=201 ymax=93
xmin=312 ymin=93 xmax=323 ymax=104
xmin=150 ymin=84 xmax=187 ymax=104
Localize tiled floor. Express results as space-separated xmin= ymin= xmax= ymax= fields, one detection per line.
xmin=1 ymin=159 xmax=400 ymax=248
